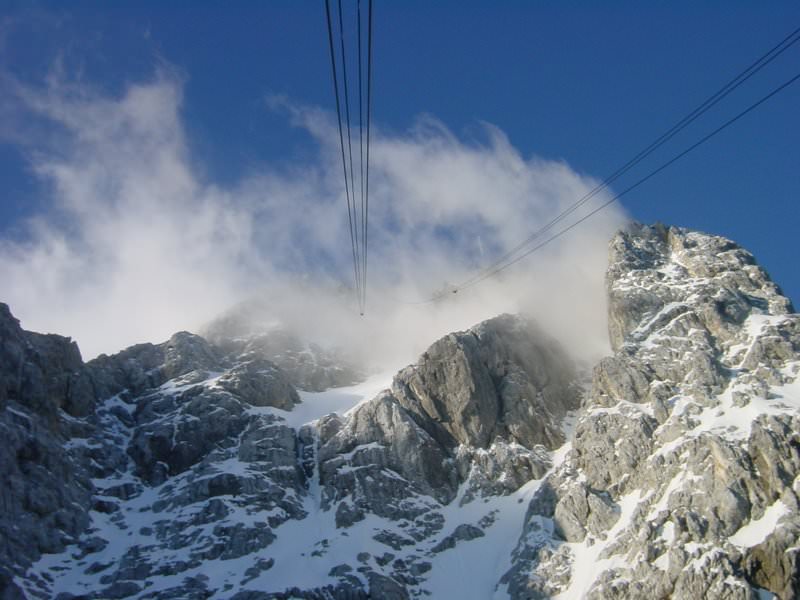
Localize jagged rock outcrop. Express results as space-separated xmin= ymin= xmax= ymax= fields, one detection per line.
xmin=88 ymin=331 xmax=224 ymax=399
xmin=0 ymin=304 xmax=95 ymax=598
xmin=1 ymin=308 xmax=305 ymax=599
xmin=315 ymin=314 xmax=580 ymax=527
xmin=503 ymin=223 xmax=800 ymax=600
xmin=216 ymin=359 xmax=300 ymax=409
xmin=606 ymin=222 xmax=793 ymax=352
xmin=391 ymin=314 xmax=579 ymax=451
xmin=317 ymin=391 xmax=459 ymax=510
xmin=0 ymin=303 xmax=95 ymax=419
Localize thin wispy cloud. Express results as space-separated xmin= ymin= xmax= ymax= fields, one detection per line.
xmin=0 ymin=69 xmax=626 ymax=366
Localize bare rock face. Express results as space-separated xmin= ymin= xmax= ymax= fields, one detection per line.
xmin=0 ymin=303 xmax=95 ymax=419
xmin=231 ymin=331 xmax=363 ymax=392
xmin=317 ymin=392 xmax=459 ymax=508
xmin=456 ymin=441 xmax=552 ymax=502
xmin=504 ymin=223 xmax=800 ymax=600
xmin=88 ymin=331 xmax=223 ymax=399
xmin=216 ymin=358 xmax=300 ymax=409
xmin=0 ymin=304 xmax=95 ymax=597
xmin=391 ymin=314 xmax=580 ymax=451
xmin=314 ymin=315 xmax=579 ymax=520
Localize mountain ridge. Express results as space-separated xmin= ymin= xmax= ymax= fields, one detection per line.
xmin=1 ymin=222 xmax=798 ymax=599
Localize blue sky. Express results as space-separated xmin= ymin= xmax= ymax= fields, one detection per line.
xmin=0 ymin=1 xmax=798 ymax=356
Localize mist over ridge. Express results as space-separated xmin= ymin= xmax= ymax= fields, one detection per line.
xmin=0 ymin=70 xmax=626 ymax=363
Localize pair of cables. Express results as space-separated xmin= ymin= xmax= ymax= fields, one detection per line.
xmin=325 ymin=0 xmax=373 ymax=315
xmin=411 ymin=25 xmax=800 ymax=304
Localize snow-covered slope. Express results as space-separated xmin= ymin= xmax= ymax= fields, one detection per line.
xmin=1 ymin=222 xmax=798 ymax=599
xmin=20 ymin=372 xmax=402 ymax=599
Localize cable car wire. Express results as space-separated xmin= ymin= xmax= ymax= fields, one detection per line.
xmin=405 ymin=26 xmax=800 ymax=304
xmin=336 ymin=0 xmax=363 ymax=309
xmin=452 ymin=25 xmax=800 ymax=293
xmin=413 ymin=68 xmax=800 ymax=303
xmin=362 ymin=0 xmax=374 ymax=312
xmin=357 ymin=0 xmax=366 ymax=310
xmin=325 ymin=0 xmax=363 ymax=311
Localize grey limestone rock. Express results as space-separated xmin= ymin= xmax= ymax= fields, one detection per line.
xmin=552 ymin=481 xmax=619 ymax=542
xmin=128 ymin=387 xmax=250 ymax=484
xmin=368 ymin=572 xmax=410 ymax=599
xmin=216 ymin=358 xmax=300 ymax=409
xmin=744 ymin=521 xmax=800 ymax=599
xmin=391 ymin=314 xmax=580 ymax=451
xmin=318 ymin=391 xmax=459 ymax=508
xmin=88 ymin=330 xmax=224 ymax=400
xmin=430 ymin=523 xmax=485 ymax=553
xmin=505 ymin=223 xmax=800 ymax=600
xmin=316 ymin=314 xmax=580 ymax=520
xmin=204 ymin=301 xmax=364 ymax=392
xmin=0 ymin=304 xmax=96 ymax=591
xmin=607 ymin=223 xmax=793 ymax=352
xmin=456 ymin=441 xmax=552 ymax=502
xmin=0 ymin=302 xmax=96 ymax=420
xmin=570 ymin=406 xmax=659 ymax=493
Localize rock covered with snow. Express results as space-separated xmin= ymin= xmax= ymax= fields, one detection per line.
xmin=1 ymin=311 xmax=306 ymax=598
xmin=315 ymin=314 xmax=580 ymax=515
xmin=204 ymin=304 xmax=364 ymax=392
xmin=3 ymin=221 xmax=799 ymax=600
xmin=300 ymin=313 xmax=581 ymax=590
xmin=503 ymin=223 xmax=800 ymax=600
xmin=0 ymin=303 xmax=96 ymax=597
xmin=6 ymin=304 xmax=581 ymax=598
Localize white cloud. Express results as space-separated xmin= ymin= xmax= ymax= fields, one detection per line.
xmin=0 ymin=71 xmax=626 ymax=366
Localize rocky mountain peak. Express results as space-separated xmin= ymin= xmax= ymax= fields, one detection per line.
xmin=0 ymin=301 xmax=94 ymax=420
xmin=2 ymin=222 xmax=798 ymax=599
xmin=607 ymin=222 xmax=794 ymax=352
xmin=504 ymin=222 xmax=800 ymax=599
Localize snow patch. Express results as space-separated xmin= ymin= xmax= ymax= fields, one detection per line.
xmin=243 ymin=370 xmax=396 ymax=430
xmin=552 ymin=489 xmax=643 ymax=600
xmin=729 ymin=500 xmax=789 ymax=548
xmin=422 ymin=478 xmax=543 ymax=600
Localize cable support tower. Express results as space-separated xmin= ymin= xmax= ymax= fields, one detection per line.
xmin=406 ymin=25 xmax=800 ymax=304
xmin=324 ymin=0 xmax=374 ymax=315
